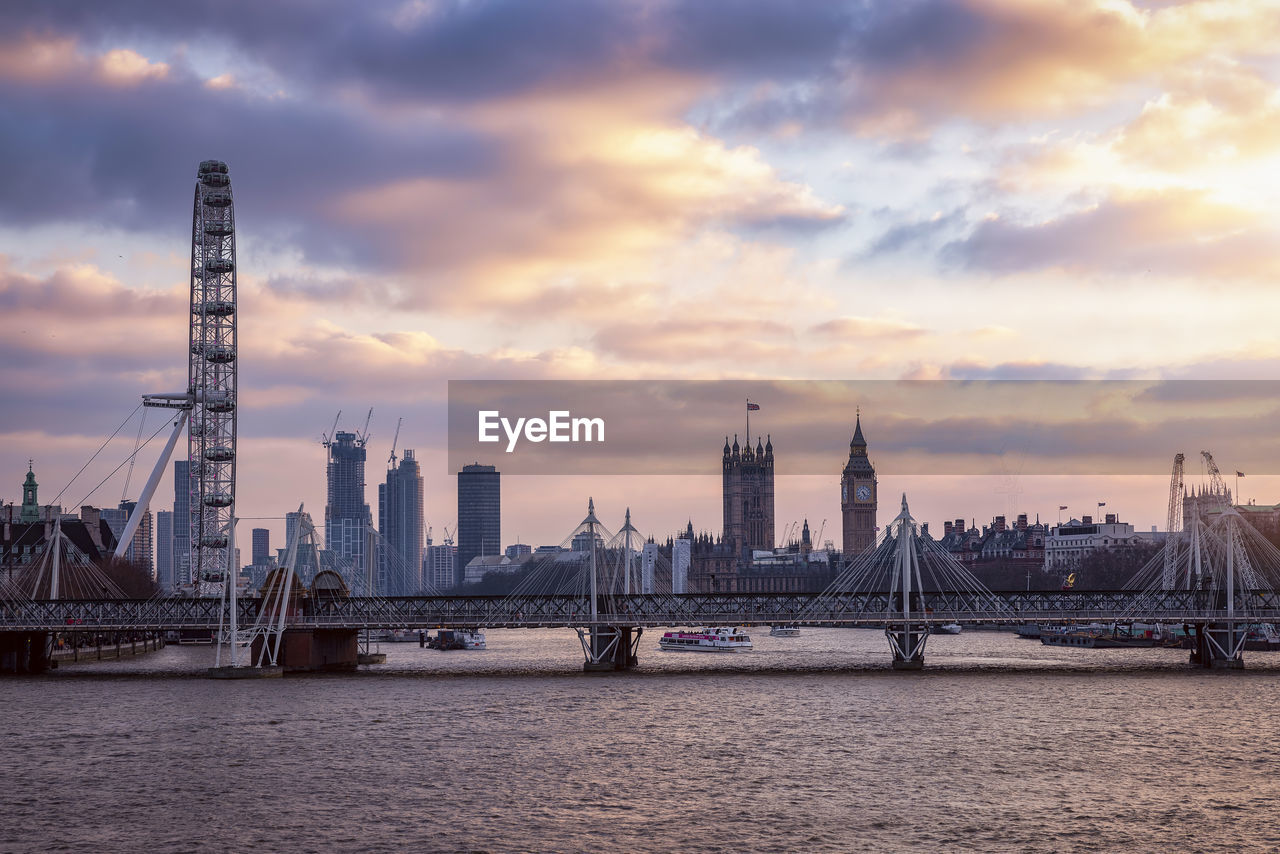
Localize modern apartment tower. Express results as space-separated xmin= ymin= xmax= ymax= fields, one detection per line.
xmin=325 ymin=431 xmax=373 ymax=585
xmin=173 ymin=459 xmax=191 ymax=586
xmin=251 ymin=528 xmax=270 ymax=566
xmin=378 ymin=449 xmax=425 ymax=595
xmin=156 ymin=510 xmax=174 ymax=590
xmin=117 ymin=499 xmax=154 ymax=577
xmin=456 ymin=463 xmax=500 ymax=587
xmin=285 ymin=509 xmax=320 ymax=579
xmin=425 ymin=537 xmax=457 ymax=590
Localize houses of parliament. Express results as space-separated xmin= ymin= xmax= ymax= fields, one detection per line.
xmin=685 ymin=415 xmax=877 ymax=592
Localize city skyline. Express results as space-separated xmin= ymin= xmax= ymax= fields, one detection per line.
xmin=3 ymin=420 xmax=1275 ymax=565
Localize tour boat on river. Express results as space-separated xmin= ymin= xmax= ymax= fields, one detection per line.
xmin=769 ymin=625 xmax=801 ymax=637
xmin=427 ymin=629 xmax=486 ymax=650
xmin=659 ymin=627 xmax=753 ymax=652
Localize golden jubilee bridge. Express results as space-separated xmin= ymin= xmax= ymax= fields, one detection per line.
xmin=6 ymin=496 xmax=1280 ymax=674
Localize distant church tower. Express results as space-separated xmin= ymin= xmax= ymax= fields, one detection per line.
xmin=722 ymin=433 xmax=775 ymax=557
xmin=20 ymin=461 xmax=40 ymax=523
xmin=841 ymin=414 xmax=877 ymax=556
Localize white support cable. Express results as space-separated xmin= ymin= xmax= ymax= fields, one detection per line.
xmin=50 ymin=403 xmax=143 ymax=507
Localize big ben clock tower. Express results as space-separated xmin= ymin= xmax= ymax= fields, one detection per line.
xmin=841 ymin=412 xmax=877 ymax=557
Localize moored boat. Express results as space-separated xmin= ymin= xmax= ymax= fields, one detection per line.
xmin=1041 ymin=623 xmax=1178 ymax=649
xmin=374 ymin=629 xmax=425 ymax=643
xmin=427 ymin=629 xmax=486 ymax=650
xmin=659 ymin=627 xmax=753 ymax=652
xmin=769 ymin=625 xmax=800 ymax=637
xmin=934 ymin=623 xmax=962 ymax=635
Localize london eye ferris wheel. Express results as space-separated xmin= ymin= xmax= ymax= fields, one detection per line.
xmin=187 ymin=160 xmax=238 ymax=589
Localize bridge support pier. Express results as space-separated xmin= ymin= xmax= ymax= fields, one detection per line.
xmin=577 ymin=626 xmax=642 ymax=672
xmin=1189 ymin=622 xmax=1245 ymax=670
xmin=248 ymin=628 xmax=360 ymax=673
xmin=0 ymin=632 xmax=52 ymax=675
xmin=886 ymin=625 xmax=928 ymax=670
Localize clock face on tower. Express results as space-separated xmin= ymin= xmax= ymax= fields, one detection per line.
xmin=855 ymin=484 xmax=872 ymax=502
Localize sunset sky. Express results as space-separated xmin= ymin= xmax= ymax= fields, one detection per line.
xmin=3 ymin=0 xmax=1280 ymax=549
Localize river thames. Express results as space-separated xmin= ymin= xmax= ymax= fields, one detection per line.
xmin=4 ymin=628 xmax=1279 ymax=852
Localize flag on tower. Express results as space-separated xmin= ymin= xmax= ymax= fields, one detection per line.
xmin=746 ymin=402 xmax=760 ymax=411
xmin=1237 ymin=471 xmax=1246 ymax=478
xmin=1058 ymin=505 xmax=1067 ymax=510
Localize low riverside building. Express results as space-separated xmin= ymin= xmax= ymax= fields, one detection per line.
xmin=1 ymin=465 xmax=117 ymax=571
xmin=463 ymin=554 xmax=511 ymax=584
xmin=936 ymin=514 xmax=1047 ymax=569
xmin=1043 ymin=514 xmax=1162 ymax=571
xmin=686 ymin=520 xmax=837 ymax=593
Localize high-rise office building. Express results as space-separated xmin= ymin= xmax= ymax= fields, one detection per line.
xmin=173 ymin=459 xmax=191 ymax=587
xmin=251 ymin=528 xmax=270 ymax=566
xmin=285 ymin=509 xmax=319 ymax=579
xmin=456 ymin=463 xmax=500 ymax=587
xmin=722 ymin=433 xmax=775 ymax=556
xmin=325 ymin=431 xmax=372 ymax=584
xmin=425 ymin=537 xmax=457 ymax=590
xmin=672 ymin=537 xmax=691 ymax=594
xmin=156 ymin=510 xmax=174 ymax=590
xmin=378 ymin=449 xmax=424 ymax=595
xmin=117 ymin=499 xmax=154 ymax=577
xmin=98 ymin=503 xmax=152 ymax=574
xmin=100 ymin=506 xmax=126 ymax=548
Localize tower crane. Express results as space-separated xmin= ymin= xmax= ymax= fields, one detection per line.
xmin=356 ymin=407 xmax=373 ymax=448
xmin=1201 ymin=450 xmax=1230 ymax=503
xmin=1166 ymin=453 xmax=1185 ymax=534
xmin=1163 ymin=453 xmax=1185 ymax=590
xmin=321 ymin=410 xmax=342 ymax=449
xmin=388 ymin=416 xmax=403 ymax=467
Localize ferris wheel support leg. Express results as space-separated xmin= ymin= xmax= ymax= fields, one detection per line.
xmin=115 ymin=410 xmax=191 ymax=560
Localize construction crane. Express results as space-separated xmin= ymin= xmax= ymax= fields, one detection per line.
xmin=1201 ymin=450 xmax=1230 ymax=503
xmin=321 ymin=410 xmax=342 ymax=449
xmin=356 ymin=407 xmax=373 ymax=448
xmin=1166 ymin=453 xmax=1185 ymax=534
xmin=388 ymin=416 xmax=403 ymax=467
xmin=815 ymin=519 xmax=827 ymax=547
xmin=1163 ymin=453 xmax=1185 ymax=591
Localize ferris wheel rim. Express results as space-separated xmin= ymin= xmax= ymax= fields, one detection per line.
xmin=187 ymin=159 xmax=238 ymax=593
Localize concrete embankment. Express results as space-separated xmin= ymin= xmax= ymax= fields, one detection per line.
xmin=51 ymin=635 xmax=166 ymax=665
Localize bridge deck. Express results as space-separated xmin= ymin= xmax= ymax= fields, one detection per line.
xmin=3 ymin=590 xmax=1279 ymax=632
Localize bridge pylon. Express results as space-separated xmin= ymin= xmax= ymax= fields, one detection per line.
xmin=573 ymin=498 xmax=644 ymax=671
xmin=886 ymin=494 xmax=929 ymax=670
xmin=578 ymin=623 xmax=643 ymax=672
xmin=1190 ymin=512 xmax=1247 ymax=668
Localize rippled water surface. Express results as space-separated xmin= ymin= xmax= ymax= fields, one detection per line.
xmin=5 ymin=628 xmax=1280 ymax=852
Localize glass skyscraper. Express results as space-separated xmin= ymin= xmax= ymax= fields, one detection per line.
xmin=325 ymin=431 xmax=372 ymax=587
xmin=456 ymin=463 xmax=500 ymax=588
xmin=378 ymin=449 xmax=424 ymax=595
xmin=173 ymin=459 xmax=191 ymax=587
xmin=156 ymin=510 xmax=174 ymax=590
